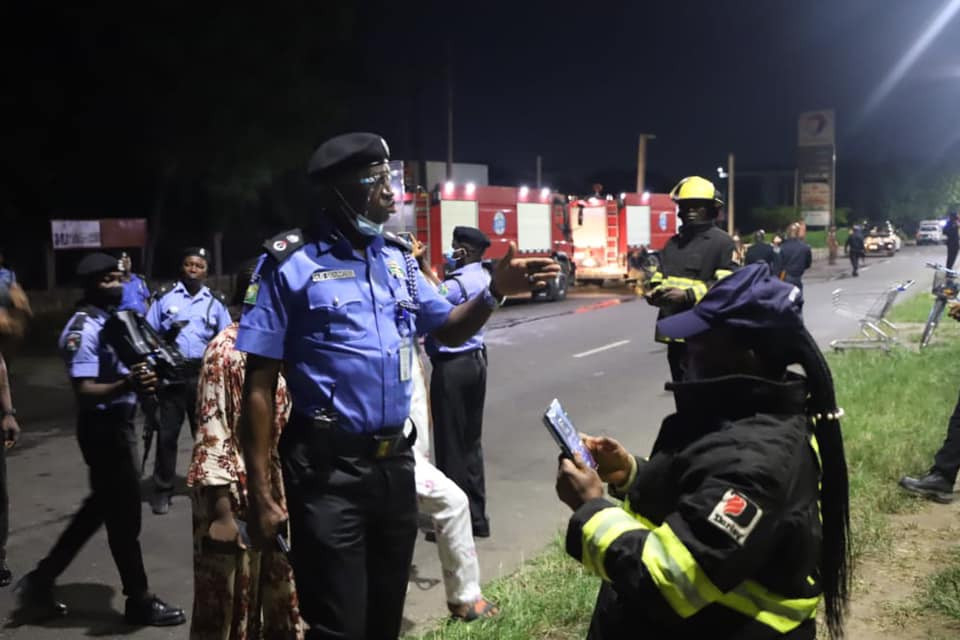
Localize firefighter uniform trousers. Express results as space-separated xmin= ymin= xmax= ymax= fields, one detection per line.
xmin=410 ymin=350 xmax=482 ymax=606
xmin=430 ymin=347 xmax=489 ymax=534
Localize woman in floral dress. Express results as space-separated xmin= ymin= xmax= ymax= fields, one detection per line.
xmin=187 ymin=298 xmax=303 ymax=639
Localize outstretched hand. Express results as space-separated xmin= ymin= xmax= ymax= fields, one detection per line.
xmin=492 ymin=242 xmax=562 ymax=297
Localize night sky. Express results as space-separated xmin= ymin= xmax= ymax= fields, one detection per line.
xmin=352 ymin=0 xmax=960 ymax=187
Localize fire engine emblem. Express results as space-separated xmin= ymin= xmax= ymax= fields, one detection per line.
xmin=493 ymin=211 xmax=507 ymax=236
xmin=707 ymin=489 xmax=762 ymax=545
xmin=658 ymin=212 xmax=668 ymax=231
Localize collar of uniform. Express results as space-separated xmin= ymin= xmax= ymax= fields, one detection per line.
xmin=314 ymin=225 xmax=386 ymax=260
xmin=666 ymin=373 xmax=808 ymax=421
xmin=448 ymin=261 xmax=483 ymax=277
xmin=79 ymin=303 xmax=109 ymax=319
xmin=174 ymin=280 xmax=210 ymax=299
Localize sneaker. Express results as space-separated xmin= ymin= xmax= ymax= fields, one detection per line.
xmin=899 ymin=471 xmax=954 ymax=503
xmin=14 ymin=570 xmax=68 ymax=618
xmin=124 ymin=594 xmax=186 ymax=626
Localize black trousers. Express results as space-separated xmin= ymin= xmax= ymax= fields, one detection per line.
xmin=933 ymin=385 xmax=960 ymax=482
xmin=36 ymin=405 xmax=148 ymax=597
xmin=152 ymin=371 xmax=199 ymax=493
xmin=0 ymin=439 xmax=7 ymax=556
xmin=948 ymin=243 xmax=959 ymax=270
xmin=430 ymin=349 xmax=489 ymax=532
xmin=849 ymin=252 xmax=862 ymax=275
xmin=666 ymin=342 xmax=686 ymax=382
xmin=279 ymin=421 xmax=418 ymax=640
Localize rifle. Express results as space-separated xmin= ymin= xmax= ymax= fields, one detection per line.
xmin=102 ymin=311 xmax=187 ymax=475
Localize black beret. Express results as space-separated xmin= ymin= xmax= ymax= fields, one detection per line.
xmin=307 ymin=132 xmax=390 ymax=181
xmin=453 ymin=226 xmax=490 ymax=250
xmin=77 ymin=252 xmax=122 ymax=278
xmin=182 ymin=247 xmax=210 ymax=262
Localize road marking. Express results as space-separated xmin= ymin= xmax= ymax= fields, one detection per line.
xmin=572 ymin=339 xmax=631 ymax=358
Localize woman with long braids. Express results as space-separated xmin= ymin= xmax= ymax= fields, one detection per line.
xmin=556 ymin=262 xmax=850 ymax=639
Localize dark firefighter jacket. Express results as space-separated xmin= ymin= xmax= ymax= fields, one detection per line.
xmin=566 ymin=374 xmax=823 ymax=640
xmin=777 ymin=239 xmax=812 ymax=289
xmin=649 ymin=223 xmax=738 ymax=342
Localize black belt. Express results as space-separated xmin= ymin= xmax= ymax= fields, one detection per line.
xmin=430 ymin=346 xmax=486 ymax=362
xmin=286 ymin=412 xmax=415 ymax=460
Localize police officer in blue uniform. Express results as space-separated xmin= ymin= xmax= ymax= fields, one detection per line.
xmin=118 ymin=251 xmax=151 ymax=315
xmin=425 ymin=226 xmax=494 ymax=537
xmin=146 ymin=246 xmax=230 ymax=514
xmin=236 ymin=132 xmax=559 ymax=639
xmin=16 ymin=253 xmax=185 ymax=626
xmin=0 ymin=250 xmax=15 ymax=290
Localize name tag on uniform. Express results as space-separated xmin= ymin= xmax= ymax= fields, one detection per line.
xmin=312 ymin=269 xmax=355 ymax=282
xmin=399 ymin=341 xmax=412 ymax=381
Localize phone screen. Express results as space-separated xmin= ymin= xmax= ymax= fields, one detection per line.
xmin=543 ymin=399 xmax=597 ymax=469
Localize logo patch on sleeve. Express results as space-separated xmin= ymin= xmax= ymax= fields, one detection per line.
xmin=707 ymin=489 xmax=762 ymax=545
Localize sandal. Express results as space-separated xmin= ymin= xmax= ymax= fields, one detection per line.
xmin=449 ymin=597 xmax=500 ymax=622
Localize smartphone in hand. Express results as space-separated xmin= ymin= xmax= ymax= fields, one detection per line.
xmin=542 ymin=399 xmax=597 ymax=469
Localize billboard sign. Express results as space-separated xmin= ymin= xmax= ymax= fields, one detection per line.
xmin=797 ymin=109 xmax=836 ymax=227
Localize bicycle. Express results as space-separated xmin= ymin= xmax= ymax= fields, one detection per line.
xmin=920 ymin=262 xmax=960 ymax=349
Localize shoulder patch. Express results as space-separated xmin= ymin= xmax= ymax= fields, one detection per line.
xmin=263 ymin=228 xmax=306 ymax=263
xmin=64 ymin=331 xmax=83 ymax=353
xmin=707 ymin=489 xmax=763 ymax=545
xmin=155 ymin=282 xmax=175 ymax=300
xmin=212 ymin=290 xmax=229 ymax=305
xmin=383 ymin=231 xmax=412 ymax=252
xmin=68 ymin=311 xmax=89 ymax=332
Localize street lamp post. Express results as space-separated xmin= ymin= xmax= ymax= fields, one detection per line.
xmin=716 ymin=155 xmax=736 ymax=234
xmin=636 ymin=133 xmax=656 ymax=194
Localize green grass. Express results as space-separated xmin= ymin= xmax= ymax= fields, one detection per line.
xmin=404 ymin=536 xmax=597 ymax=640
xmin=804 ymin=228 xmax=849 ymax=249
xmin=407 ymin=320 xmax=960 ymax=637
xmin=920 ymin=549 xmax=960 ymax=621
xmin=887 ymin=290 xmax=937 ymax=324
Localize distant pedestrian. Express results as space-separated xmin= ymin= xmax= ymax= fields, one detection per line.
xmin=845 ymin=226 xmax=865 ymax=277
xmin=0 ymin=354 xmax=20 ymax=587
xmin=743 ymin=229 xmax=778 ymax=270
xmin=945 ymin=211 xmax=959 ymax=269
xmin=118 ymin=251 xmax=151 ymax=315
xmin=827 ymin=226 xmax=839 ymax=266
xmin=731 ymin=233 xmax=745 ymax=266
xmin=778 ymin=222 xmax=812 ymax=291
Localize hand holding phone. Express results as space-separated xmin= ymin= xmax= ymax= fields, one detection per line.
xmin=542 ymin=399 xmax=596 ymax=469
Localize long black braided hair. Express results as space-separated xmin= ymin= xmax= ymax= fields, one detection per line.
xmin=747 ymin=325 xmax=851 ymax=639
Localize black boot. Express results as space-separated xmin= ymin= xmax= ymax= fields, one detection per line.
xmin=899 ymin=470 xmax=955 ymax=503
xmin=124 ymin=594 xmax=186 ymax=626
xmin=0 ymin=554 xmax=11 ymax=587
xmin=14 ymin=570 xmax=68 ymax=617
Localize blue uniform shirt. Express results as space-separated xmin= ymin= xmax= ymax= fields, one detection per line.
xmin=425 ymin=261 xmax=490 ymax=357
xmin=59 ymin=305 xmax=136 ymax=410
xmin=119 ymin=274 xmax=151 ymax=315
xmin=0 ymin=267 xmax=15 ymax=288
xmin=146 ymin=282 xmax=231 ymax=359
xmin=236 ymin=231 xmax=454 ymax=434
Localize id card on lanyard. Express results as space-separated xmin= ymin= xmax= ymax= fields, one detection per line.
xmin=399 ymin=338 xmax=412 ymax=382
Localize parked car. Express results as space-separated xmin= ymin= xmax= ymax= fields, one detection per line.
xmin=916 ymin=219 xmax=947 ymax=245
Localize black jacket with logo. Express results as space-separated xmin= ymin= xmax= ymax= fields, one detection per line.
xmin=566 ymin=375 xmax=822 ymax=640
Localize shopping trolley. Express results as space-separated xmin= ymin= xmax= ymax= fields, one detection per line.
xmin=829 ymin=279 xmax=915 ymax=351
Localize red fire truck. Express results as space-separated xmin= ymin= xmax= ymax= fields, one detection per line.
xmin=404 ymin=184 xmax=679 ymax=301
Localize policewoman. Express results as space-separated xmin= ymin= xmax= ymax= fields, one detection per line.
xmin=236 ymin=132 xmax=558 ymax=639
xmin=426 ymin=226 xmax=494 ymax=537
xmin=118 ymin=251 xmax=151 ymax=315
xmin=146 ymin=246 xmax=230 ymax=514
xmin=17 ymin=253 xmax=185 ymax=626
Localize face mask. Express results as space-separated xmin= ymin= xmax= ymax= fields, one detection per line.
xmin=443 ymin=252 xmax=457 ymax=270
xmin=354 ymin=213 xmax=385 ymax=237
xmin=98 ymin=286 xmax=124 ymax=308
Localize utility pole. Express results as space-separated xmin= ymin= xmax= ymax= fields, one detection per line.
xmin=536 ymin=155 xmax=542 ymax=189
xmin=636 ymin=133 xmax=656 ymax=193
xmin=445 ymin=42 xmax=454 ymax=181
xmin=727 ymin=152 xmax=736 ymax=235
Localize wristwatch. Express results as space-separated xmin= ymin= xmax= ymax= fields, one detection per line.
xmin=0 ymin=408 xmax=16 ymax=418
xmin=482 ymin=284 xmax=506 ymax=309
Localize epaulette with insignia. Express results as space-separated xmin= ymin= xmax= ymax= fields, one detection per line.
xmin=212 ymin=290 xmax=229 ymax=305
xmin=154 ymin=282 xmax=176 ymax=301
xmin=68 ymin=310 xmax=89 ymax=332
xmin=383 ymin=230 xmax=412 ymax=252
xmin=264 ymin=228 xmax=306 ymax=263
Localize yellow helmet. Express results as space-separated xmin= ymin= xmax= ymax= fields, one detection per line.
xmin=670 ymin=176 xmax=724 ymax=207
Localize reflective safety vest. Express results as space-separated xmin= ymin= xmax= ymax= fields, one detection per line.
xmin=650 ymin=224 xmax=738 ymax=343
xmin=567 ymin=375 xmax=824 ymax=639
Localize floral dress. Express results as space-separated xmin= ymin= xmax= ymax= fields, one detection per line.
xmin=187 ymin=323 xmax=304 ymax=640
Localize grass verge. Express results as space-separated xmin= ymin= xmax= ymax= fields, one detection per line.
xmin=407 ymin=320 xmax=960 ymax=638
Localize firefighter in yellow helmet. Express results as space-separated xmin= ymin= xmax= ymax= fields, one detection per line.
xmin=645 ymin=176 xmax=737 ymax=381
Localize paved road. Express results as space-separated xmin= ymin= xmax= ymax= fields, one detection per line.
xmin=0 ymin=245 xmax=942 ymax=637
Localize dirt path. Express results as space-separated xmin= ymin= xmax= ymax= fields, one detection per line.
xmin=843 ymin=496 xmax=960 ymax=639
